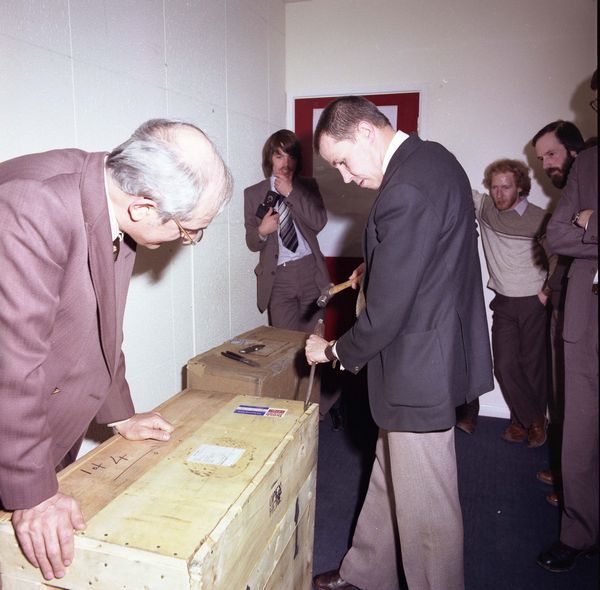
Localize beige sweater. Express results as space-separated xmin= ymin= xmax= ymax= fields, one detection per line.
xmin=473 ymin=190 xmax=551 ymax=297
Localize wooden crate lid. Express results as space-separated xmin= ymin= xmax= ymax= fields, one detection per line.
xmin=0 ymin=389 xmax=318 ymax=587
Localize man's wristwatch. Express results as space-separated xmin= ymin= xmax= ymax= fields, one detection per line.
xmin=324 ymin=340 xmax=337 ymax=363
xmin=571 ymin=211 xmax=581 ymax=227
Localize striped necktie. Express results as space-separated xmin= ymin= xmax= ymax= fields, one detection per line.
xmin=277 ymin=195 xmax=298 ymax=252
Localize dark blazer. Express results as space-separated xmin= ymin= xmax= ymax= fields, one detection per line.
xmin=547 ymin=145 xmax=598 ymax=342
xmin=244 ymin=177 xmax=330 ymax=312
xmin=336 ymin=134 xmax=493 ymax=432
xmin=0 ymin=149 xmax=136 ymax=510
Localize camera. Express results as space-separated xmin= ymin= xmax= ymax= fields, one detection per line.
xmin=256 ymin=190 xmax=281 ymax=219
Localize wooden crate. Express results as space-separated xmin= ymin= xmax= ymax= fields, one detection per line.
xmin=186 ymin=326 xmax=320 ymax=405
xmin=0 ymin=390 xmax=318 ymax=590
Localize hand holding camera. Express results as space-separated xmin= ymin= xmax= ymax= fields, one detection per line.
xmin=258 ymin=207 xmax=279 ymax=237
xmin=256 ymin=191 xmax=281 ymax=237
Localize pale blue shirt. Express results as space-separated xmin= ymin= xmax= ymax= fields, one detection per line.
xmin=269 ymin=176 xmax=312 ymax=265
xmin=512 ymin=196 xmax=529 ymax=216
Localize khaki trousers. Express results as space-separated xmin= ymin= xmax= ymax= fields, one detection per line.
xmin=340 ymin=428 xmax=464 ymax=590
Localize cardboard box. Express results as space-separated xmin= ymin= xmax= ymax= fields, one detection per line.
xmin=186 ymin=326 xmax=320 ymax=405
xmin=0 ymin=390 xmax=318 ymax=590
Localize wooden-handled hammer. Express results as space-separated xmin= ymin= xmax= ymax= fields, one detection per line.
xmin=316 ymin=279 xmax=355 ymax=308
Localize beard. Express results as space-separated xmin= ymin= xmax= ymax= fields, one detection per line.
xmin=546 ymin=152 xmax=575 ymax=188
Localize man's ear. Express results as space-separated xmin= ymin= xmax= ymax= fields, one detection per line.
xmin=356 ymin=120 xmax=375 ymax=142
xmin=128 ymin=197 xmax=158 ymax=222
xmin=569 ymin=149 xmax=578 ymax=158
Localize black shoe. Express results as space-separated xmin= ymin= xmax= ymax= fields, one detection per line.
xmin=313 ymin=569 xmax=357 ymax=589
xmin=536 ymin=541 xmax=592 ymax=572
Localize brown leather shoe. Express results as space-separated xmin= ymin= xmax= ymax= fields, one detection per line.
xmin=502 ymin=422 xmax=526 ymax=443
xmin=527 ymin=417 xmax=547 ymax=448
xmin=313 ymin=569 xmax=358 ymax=590
xmin=536 ymin=469 xmax=559 ymax=486
xmin=546 ymin=492 xmax=559 ymax=507
xmin=456 ymin=416 xmax=477 ymax=434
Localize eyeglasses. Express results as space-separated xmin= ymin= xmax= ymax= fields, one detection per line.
xmin=172 ymin=217 xmax=204 ymax=246
xmin=590 ymin=97 xmax=598 ymax=112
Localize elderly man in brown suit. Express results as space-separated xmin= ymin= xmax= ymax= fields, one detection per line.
xmin=244 ymin=129 xmax=329 ymax=333
xmin=0 ymin=119 xmax=232 ymax=581
xmin=537 ymin=72 xmax=598 ymax=573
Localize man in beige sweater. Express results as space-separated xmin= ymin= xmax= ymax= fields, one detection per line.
xmin=457 ymin=159 xmax=553 ymax=447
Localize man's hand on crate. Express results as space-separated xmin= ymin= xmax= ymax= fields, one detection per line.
xmin=12 ymin=491 xmax=85 ymax=580
xmin=9 ymin=412 xmax=173 ymax=581
xmin=112 ymin=411 xmax=175 ymax=441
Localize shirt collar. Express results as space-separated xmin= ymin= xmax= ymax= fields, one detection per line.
xmin=382 ymin=130 xmax=410 ymax=174
xmin=104 ymin=159 xmax=122 ymax=242
xmin=512 ymin=196 xmax=529 ymax=216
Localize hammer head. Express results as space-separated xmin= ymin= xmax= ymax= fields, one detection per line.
xmin=317 ymin=283 xmax=334 ymax=308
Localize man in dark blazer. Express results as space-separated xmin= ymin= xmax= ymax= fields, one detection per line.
xmin=306 ymin=97 xmax=493 ymax=590
xmin=244 ymin=129 xmax=330 ymax=332
xmin=537 ymin=72 xmax=598 ymax=573
xmin=0 ymin=119 xmax=232 ymax=581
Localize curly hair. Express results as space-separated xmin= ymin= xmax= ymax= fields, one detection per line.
xmin=482 ymin=159 xmax=531 ymax=197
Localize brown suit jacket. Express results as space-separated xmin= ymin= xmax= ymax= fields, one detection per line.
xmin=547 ymin=145 xmax=598 ymax=342
xmin=244 ymin=177 xmax=329 ymax=312
xmin=0 ymin=149 xmax=136 ymax=510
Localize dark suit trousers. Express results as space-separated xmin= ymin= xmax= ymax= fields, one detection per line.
xmin=268 ymin=254 xmax=324 ymax=333
xmin=548 ymin=302 xmax=566 ymax=424
xmin=490 ymin=294 xmax=548 ymax=428
xmin=560 ymin=302 xmax=598 ymax=549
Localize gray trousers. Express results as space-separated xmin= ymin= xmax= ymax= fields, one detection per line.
xmin=560 ymin=307 xmax=599 ymax=549
xmin=268 ymin=254 xmax=324 ymax=333
xmin=340 ymin=428 xmax=464 ymax=590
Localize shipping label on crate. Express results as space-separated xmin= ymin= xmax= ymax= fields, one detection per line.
xmin=187 ymin=444 xmax=246 ymax=467
xmin=234 ymin=404 xmax=288 ymax=418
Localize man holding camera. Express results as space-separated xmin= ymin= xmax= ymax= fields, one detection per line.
xmin=244 ymin=129 xmax=329 ymax=332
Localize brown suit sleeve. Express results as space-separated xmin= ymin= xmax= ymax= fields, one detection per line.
xmin=285 ymin=177 xmax=327 ymax=233
xmin=244 ymin=182 xmax=270 ymax=253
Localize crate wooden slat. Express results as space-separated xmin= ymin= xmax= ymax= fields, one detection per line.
xmin=0 ymin=390 xmax=318 ymax=590
xmin=186 ymin=326 xmax=320 ymax=404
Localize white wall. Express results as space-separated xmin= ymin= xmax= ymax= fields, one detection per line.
xmin=285 ymin=0 xmax=598 ymax=417
xmin=1 ymin=0 xmax=596 ymax=441
xmin=0 ymin=0 xmax=287 ymax=452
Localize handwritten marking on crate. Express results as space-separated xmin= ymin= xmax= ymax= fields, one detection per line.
xmin=79 ymin=446 xmax=162 ymax=481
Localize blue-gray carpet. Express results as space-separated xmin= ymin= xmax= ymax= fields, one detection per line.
xmin=312 ymin=390 xmax=598 ymax=590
